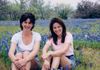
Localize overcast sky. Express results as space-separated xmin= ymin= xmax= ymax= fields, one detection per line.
xmin=44 ymin=0 xmax=100 ymax=9
xmin=8 ymin=0 xmax=100 ymax=9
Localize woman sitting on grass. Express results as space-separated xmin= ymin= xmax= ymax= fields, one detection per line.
xmin=42 ymin=18 xmax=75 ymax=70
xmin=8 ymin=12 xmax=41 ymax=70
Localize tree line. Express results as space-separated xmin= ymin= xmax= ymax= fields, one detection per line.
xmin=0 ymin=0 xmax=100 ymax=20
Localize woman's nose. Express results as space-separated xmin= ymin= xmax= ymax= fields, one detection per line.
xmin=26 ymin=23 xmax=29 ymax=25
xmin=56 ymin=28 xmax=59 ymax=31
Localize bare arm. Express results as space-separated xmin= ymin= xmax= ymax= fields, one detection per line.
xmin=8 ymin=42 xmax=17 ymax=62
xmin=42 ymin=43 xmax=50 ymax=55
xmin=48 ymin=42 xmax=70 ymax=57
xmin=42 ymin=40 xmax=51 ymax=60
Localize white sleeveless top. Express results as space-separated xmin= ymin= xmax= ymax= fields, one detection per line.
xmin=11 ymin=31 xmax=41 ymax=53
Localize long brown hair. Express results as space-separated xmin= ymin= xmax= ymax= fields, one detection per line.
xmin=49 ymin=18 xmax=66 ymax=45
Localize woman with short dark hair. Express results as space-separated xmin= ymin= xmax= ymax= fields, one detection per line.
xmin=9 ymin=12 xmax=41 ymax=70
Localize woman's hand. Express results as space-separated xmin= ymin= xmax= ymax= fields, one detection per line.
xmin=41 ymin=53 xmax=48 ymax=60
xmin=43 ymin=60 xmax=50 ymax=69
xmin=13 ymin=57 xmax=27 ymax=69
xmin=17 ymin=58 xmax=27 ymax=67
xmin=42 ymin=51 xmax=53 ymax=60
xmin=47 ymin=51 xmax=53 ymax=57
xmin=13 ymin=57 xmax=22 ymax=69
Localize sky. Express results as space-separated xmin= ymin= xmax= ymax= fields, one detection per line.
xmin=44 ymin=0 xmax=100 ymax=9
xmin=8 ymin=0 xmax=100 ymax=9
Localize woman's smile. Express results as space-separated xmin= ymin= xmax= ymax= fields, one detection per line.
xmin=22 ymin=18 xmax=33 ymax=31
xmin=53 ymin=22 xmax=63 ymax=36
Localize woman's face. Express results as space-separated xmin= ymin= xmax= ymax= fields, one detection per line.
xmin=22 ymin=18 xmax=33 ymax=31
xmin=53 ymin=22 xmax=63 ymax=37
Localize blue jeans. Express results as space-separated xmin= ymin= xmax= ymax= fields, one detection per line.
xmin=66 ymin=55 xmax=76 ymax=70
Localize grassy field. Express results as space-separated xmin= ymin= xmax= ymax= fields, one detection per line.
xmin=0 ymin=25 xmax=49 ymax=35
xmin=74 ymin=47 xmax=100 ymax=70
xmin=0 ymin=25 xmax=100 ymax=70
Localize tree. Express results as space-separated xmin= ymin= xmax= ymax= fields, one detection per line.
xmin=54 ymin=4 xmax=73 ymax=19
xmin=74 ymin=0 xmax=100 ymax=18
xmin=14 ymin=0 xmax=30 ymax=14
xmin=0 ymin=0 xmax=10 ymax=20
xmin=0 ymin=0 xmax=30 ymax=20
xmin=28 ymin=0 xmax=45 ymax=19
xmin=28 ymin=0 xmax=57 ymax=19
xmin=8 ymin=3 xmax=21 ymax=20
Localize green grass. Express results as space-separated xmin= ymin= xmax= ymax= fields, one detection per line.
xmin=75 ymin=48 xmax=100 ymax=70
xmin=74 ymin=40 xmax=100 ymax=49
xmin=33 ymin=25 xmax=49 ymax=35
xmin=0 ymin=54 xmax=11 ymax=70
xmin=0 ymin=25 xmax=49 ymax=35
xmin=0 ymin=26 xmax=19 ymax=34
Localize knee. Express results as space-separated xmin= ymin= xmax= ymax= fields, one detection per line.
xmin=23 ymin=51 xmax=30 ymax=57
xmin=15 ymin=52 xmax=23 ymax=59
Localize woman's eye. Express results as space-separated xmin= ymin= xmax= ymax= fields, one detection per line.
xmin=53 ymin=27 xmax=56 ymax=29
xmin=29 ymin=22 xmax=32 ymax=24
xmin=24 ymin=21 xmax=26 ymax=23
xmin=58 ymin=26 xmax=61 ymax=28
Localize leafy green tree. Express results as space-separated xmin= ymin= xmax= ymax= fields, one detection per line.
xmin=0 ymin=0 xmax=74 ymax=20
xmin=54 ymin=4 xmax=73 ymax=19
xmin=28 ymin=0 xmax=55 ymax=19
xmin=7 ymin=3 xmax=21 ymax=20
xmin=74 ymin=0 xmax=100 ymax=18
xmin=40 ymin=5 xmax=56 ymax=19
xmin=28 ymin=0 xmax=45 ymax=19
xmin=0 ymin=0 xmax=10 ymax=20
xmin=0 ymin=0 xmax=29 ymax=20
xmin=14 ymin=0 xmax=30 ymax=14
